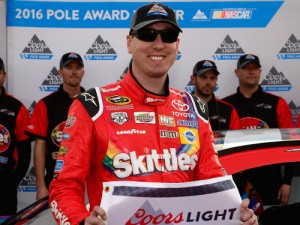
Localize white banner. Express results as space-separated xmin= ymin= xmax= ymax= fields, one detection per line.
xmin=100 ymin=175 xmax=242 ymax=225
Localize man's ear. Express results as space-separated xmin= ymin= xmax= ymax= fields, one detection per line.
xmin=234 ymin=69 xmax=239 ymax=77
xmin=58 ymin=69 xmax=63 ymax=77
xmin=190 ymin=75 xmax=196 ymax=84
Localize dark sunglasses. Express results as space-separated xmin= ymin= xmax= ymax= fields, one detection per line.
xmin=131 ymin=29 xmax=179 ymax=43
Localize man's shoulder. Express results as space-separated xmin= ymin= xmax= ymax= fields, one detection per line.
xmin=2 ymin=93 xmax=24 ymax=109
xmin=40 ymin=90 xmax=61 ymax=102
xmin=76 ymin=87 xmax=101 ymax=119
xmin=186 ymin=93 xmax=209 ymax=121
xmin=216 ymin=98 xmax=236 ymax=110
xmin=222 ymin=93 xmax=238 ymax=102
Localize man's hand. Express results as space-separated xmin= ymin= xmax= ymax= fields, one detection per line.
xmin=84 ymin=206 xmax=107 ymax=225
xmin=278 ymin=184 xmax=290 ymax=205
xmin=240 ymin=198 xmax=258 ymax=225
xmin=36 ymin=185 xmax=48 ymax=200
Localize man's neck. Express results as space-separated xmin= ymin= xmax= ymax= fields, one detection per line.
xmin=239 ymin=85 xmax=259 ymax=98
xmin=63 ymin=85 xmax=81 ymax=98
xmin=194 ymin=93 xmax=212 ymax=103
xmin=131 ymin=66 xmax=167 ymax=95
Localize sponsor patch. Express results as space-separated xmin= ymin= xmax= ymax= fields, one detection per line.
xmin=179 ymin=127 xmax=199 ymax=144
xmin=65 ymin=113 xmax=76 ymax=128
xmin=160 ymin=130 xmax=179 ymax=138
xmin=54 ymin=160 xmax=64 ymax=173
xmin=134 ymin=112 xmax=156 ymax=124
xmin=159 ymin=115 xmax=175 ymax=127
xmin=111 ymin=112 xmax=129 ymax=125
xmin=0 ymin=125 xmax=11 ymax=153
xmin=51 ymin=121 xmax=66 ymax=147
xmin=106 ymin=95 xmax=131 ymax=105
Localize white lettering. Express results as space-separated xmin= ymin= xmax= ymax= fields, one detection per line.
xmin=50 ymin=200 xmax=70 ymax=225
xmin=83 ymin=10 xmax=130 ymax=20
xmin=113 ymin=148 xmax=198 ymax=178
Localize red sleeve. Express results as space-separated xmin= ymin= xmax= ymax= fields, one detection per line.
xmin=15 ymin=104 xmax=30 ymax=141
xmin=276 ymin=98 xmax=294 ymax=128
xmin=26 ymin=100 xmax=48 ymax=138
xmin=229 ymin=108 xmax=241 ymax=130
xmin=49 ymin=99 xmax=95 ymax=225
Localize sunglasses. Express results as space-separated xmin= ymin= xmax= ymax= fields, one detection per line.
xmin=131 ymin=29 xmax=179 ymax=43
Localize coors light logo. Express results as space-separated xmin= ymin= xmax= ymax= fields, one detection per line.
xmin=261 ymin=66 xmax=292 ymax=92
xmin=18 ymin=167 xmax=37 ymax=192
xmin=277 ymin=34 xmax=300 ymax=60
xmin=84 ymin=35 xmax=117 ymax=60
xmin=213 ymin=35 xmax=245 ymax=60
xmin=39 ymin=67 xmax=63 ymax=92
xmin=20 ymin=34 xmax=53 ymax=60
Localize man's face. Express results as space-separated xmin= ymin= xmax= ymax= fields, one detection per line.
xmin=127 ymin=22 xmax=180 ymax=79
xmin=235 ymin=62 xmax=261 ymax=88
xmin=192 ymin=70 xmax=218 ymax=98
xmin=0 ymin=69 xmax=6 ymax=88
xmin=59 ymin=60 xmax=84 ymax=88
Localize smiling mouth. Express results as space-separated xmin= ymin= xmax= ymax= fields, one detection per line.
xmin=150 ymin=56 xmax=164 ymax=61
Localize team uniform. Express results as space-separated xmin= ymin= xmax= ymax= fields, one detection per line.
xmin=26 ymin=85 xmax=85 ymax=188
xmin=223 ymin=85 xmax=294 ymax=205
xmin=207 ymin=94 xmax=241 ymax=131
xmin=49 ymin=70 xmax=227 ymax=225
xmin=0 ymin=87 xmax=31 ymax=216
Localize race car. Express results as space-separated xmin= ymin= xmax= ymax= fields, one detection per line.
xmin=3 ymin=128 xmax=300 ymax=225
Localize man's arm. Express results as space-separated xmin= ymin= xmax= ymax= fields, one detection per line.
xmin=34 ymin=138 xmax=48 ymax=200
xmin=14 ymin=139 xmax=32 ymax=185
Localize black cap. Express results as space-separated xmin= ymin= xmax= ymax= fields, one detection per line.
xmin=130 ymin=2 xmax=182 ymax=33
xmin=60 ymin=52 xmax=84 ymax=69
xmin=237 ymin=54 xmax=261 ymax=68
xmin=0 ymin=57 xmax=5 ymax=73
xmin=193 ymin=60 xmax=220 ymax=76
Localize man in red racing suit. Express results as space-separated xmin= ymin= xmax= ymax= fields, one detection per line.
xmin=49 ymin=68 xmax=228 ymax=224
xmin=49 ymin=3 xmax=257 ymax=225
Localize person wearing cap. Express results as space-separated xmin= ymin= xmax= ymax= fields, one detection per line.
xmin=49 ymin=4 xmax=257 ymax=225
xmin=26 ymin=52 xmax=85 ymax=201
xmin=0 ymin=57 xmax=32 ymax=221
xmin=223 ymin=54 xmax=294 ymax=212
xmin=191 ymin=60 xmax=241 ymax=131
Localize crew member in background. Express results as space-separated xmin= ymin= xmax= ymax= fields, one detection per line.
xmin=26 ymin=52 xmax=85 ymax=200
xmin=0 ymin=57 xmax=32 ymax=222
xmin=190 ymin=59 xmax=241 ymax=132
xmin=223 ymin=54 xmax=294 ymax=218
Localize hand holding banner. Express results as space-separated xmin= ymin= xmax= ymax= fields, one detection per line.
xmin=100 ymin=175 xmax=243 ymax=225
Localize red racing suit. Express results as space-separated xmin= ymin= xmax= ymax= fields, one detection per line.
xmin=49 ymin=71 xmax=227 ymax=225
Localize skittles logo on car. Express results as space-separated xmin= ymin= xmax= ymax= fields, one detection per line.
xmin=51 ymin=121 xmax=68 ymax=147
xmin=0 ymin=125 xmax=11 ymax=153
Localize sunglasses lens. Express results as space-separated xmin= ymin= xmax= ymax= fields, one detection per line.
xmin=132 ymin=29 xmax=179 ymax=43
xmin=138 ymin=30 xmax=157 ymax=42
xmin=160 ymin=30 xmax=179 ymax=43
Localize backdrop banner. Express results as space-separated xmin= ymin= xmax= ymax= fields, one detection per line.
xmin=5 ymin=0 xmax=300 ymax=211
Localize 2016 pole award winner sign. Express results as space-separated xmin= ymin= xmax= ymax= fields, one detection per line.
xmin=100 ymin=175 xmax=243 ymax=225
